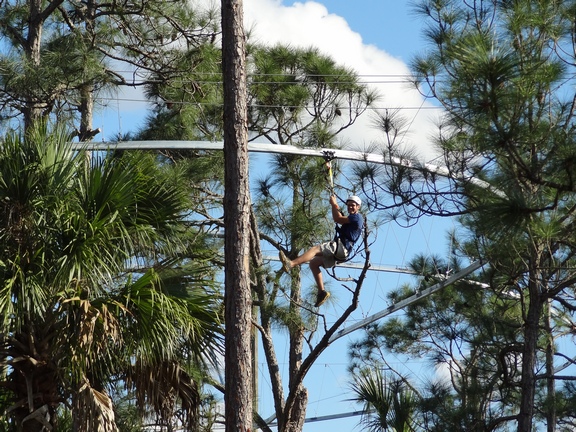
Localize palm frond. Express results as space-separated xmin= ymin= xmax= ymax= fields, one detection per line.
xmin=349 ymin=369 xmax=418 ymax=432
xmin=73 ymin=380 xmax=118 ymax=432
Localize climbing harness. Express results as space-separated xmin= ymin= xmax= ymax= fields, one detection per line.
xmin=321 ymin=150 xmax=366 ymax=265
xmin=333 ymin=225 xmax=365 ymax=264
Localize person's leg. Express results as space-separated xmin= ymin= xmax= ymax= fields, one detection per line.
xmin=309 ymin=255 xmax=325 ymax=291
xmin=279 ymin=245 xmax=331 ymax=307
xmin=310 ymin=255 xmax=331 ymax=306
xmin=283 ymin=245 xmax=322 ymax=268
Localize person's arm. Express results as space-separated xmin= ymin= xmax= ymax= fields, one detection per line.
xmin=329 ymin=195 xmax=349 ymax=224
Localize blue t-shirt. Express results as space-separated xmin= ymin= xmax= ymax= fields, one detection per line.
xmin=336 ymin=213 xmax=364 ymax=253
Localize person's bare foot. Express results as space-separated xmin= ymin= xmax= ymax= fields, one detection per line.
xmin=279 ymin=250 xmax=292 ymax=273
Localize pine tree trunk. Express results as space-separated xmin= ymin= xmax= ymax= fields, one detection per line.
xmin=284 ymin=386 xmax=308 ymax=432
xmin=23 ymin=0 xmax=46 ymax=133
xmin=285 ymin=271 xmax=307 ymax=432
xmin=78 ymin=84 xmax=95 ymax=142
xmin=518 ymin=262 xmax=543 ymax=432
xmin=221 ymin=1 xmax=252 ymax=431
xmin=544 ymin=298 xmax=556 ymax=432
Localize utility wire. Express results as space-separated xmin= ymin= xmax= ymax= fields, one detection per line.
xmin=96 ymin=96 xmax=442 ymax=111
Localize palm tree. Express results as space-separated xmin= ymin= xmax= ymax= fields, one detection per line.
xmin=0 ymin=126 xmax=223 ymax=431
xmin=350 ymin=368 xmax=418 ymax=432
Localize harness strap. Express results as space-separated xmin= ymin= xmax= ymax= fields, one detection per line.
xmin=333 ymin=222 xmax=365 ymax=263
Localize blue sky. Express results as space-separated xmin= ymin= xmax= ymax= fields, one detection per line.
xmin=242 ymin=0 xmax=441 ymax=162
xmin=98 ymin=0 xmax=441 ymax=162
xmin=317 ymin=0 xmax=425 ymax=61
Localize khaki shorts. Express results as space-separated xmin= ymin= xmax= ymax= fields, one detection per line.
xmin=321 ymin=240 xmax=348 ymax=268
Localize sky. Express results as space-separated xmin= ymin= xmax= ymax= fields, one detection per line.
xmin=94 ymin=1 xmax=452 ymax=430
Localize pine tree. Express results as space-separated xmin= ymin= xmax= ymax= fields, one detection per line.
xmin=354 ymin=1 xmax=576 ymax=431
xmin=221 ymin=1 xmax=253 ymax=432
xmin=247 ymin=46 xmax=375 ymax=432
xmin=0 ymin=0 xmax=219 ymax=137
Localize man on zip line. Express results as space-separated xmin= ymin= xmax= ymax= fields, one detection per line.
xmin=280 ymin=194 xmax=364 ymax=307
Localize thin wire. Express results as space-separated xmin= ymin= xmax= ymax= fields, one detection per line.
xmin=94 ymin=95 xmax=443 ymax=111
xmin=398 ymin=89 xmax=433 ymax=144
xmin=109 ymin=68 xmax=576 ymax=82
xmin=113 ymin=70 xmax=426 ymax=78
xmin=107 ymin=69 xmax=433 ymax=86
xmin=115 ymin=88 xmax=122 ymax=137
xmin=369 ymin=221 xmax=391 ymax=314
xmin=310 ymin=363 xmax=329 ymax=417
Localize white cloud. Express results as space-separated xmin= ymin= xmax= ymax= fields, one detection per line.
xmin=243 ymin=0 xmax=442 ymax=162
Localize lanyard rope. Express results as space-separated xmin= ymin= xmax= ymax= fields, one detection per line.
xmin=322 ymin=150 xmax=336 ymax=195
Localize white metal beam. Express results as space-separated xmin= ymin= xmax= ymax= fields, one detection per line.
xmin=264 ymin=256 xmax=417 ymax=275
xmin=75 ymin=140 xmax=500 ymax=193
xmin=328 ymin=260 xmax=484 ymax=343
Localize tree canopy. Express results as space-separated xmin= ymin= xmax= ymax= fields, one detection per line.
xmin=351 ymin=1 xmax=576 ymax=431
